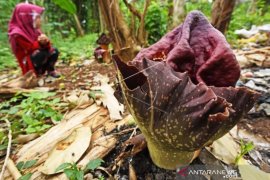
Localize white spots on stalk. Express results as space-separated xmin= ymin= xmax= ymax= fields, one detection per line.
xmin=188 ymin=123 xmax=193 ymax=129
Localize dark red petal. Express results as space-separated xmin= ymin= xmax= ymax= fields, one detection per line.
xmin=134 ymin=11 xmax=240 ymax=87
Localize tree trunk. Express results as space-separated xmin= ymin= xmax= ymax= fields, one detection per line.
xmin=171 ymin=0 xmax=185 ymax=29
xmin=137 ymin=0 xmax=150 ymax=46
xmin=211 ymin=0 xmax=236 ymax=34
xmin=73 ymin=14 xmax=84 ymax=36
xmin=98 ymin=0 xmax=139 ymax=62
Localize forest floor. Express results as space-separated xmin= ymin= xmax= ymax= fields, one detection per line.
xmin=0 ymin=47 xmax=270 ymax=179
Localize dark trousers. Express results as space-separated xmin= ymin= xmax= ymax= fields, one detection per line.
xmin=30 ymin=48 xmax=59 ymax=75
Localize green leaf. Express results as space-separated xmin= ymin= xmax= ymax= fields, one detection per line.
xmin=22 ymin=115 xmax=34 ymax=125
xmin=55 ymin=163 xmax=72 ymax=172
xmin=9 ymin=107 xmax=19 ymax=114
xmin=245 ymin=142 xmax=255 ymax=152
xmin=23 ymin=92 xmax=56 ymax=100
xmin=16 ymin=160 xmax=37 ymax=170
xmin=75 ymin=170 xmax=84 ymax=180
xmin=23 ymin=159 xmax=38 ymax=169
xmin=85 ymin=158 xmax=104 ymax=171
xmin=40 ymin=124 xmax=51 ymax=130
xmin=25 ymin=127 xmax=37 ymax=134
xmin=0 ymin=144 xmax=7 ymax=151
xmin=16 ymin=161 xmax=24 ymax=171
xmin=64 ymin=169 xmax=76 ymax=180
xmin=52 ymin=113 xmax=63 ymax=122
xmin=18 ymin=173 xmax=32 ymax=180
xmin=52 ymin=0 xmax=77 ymax=14
xmin=52 ymin=98 xmax=61 ymax=104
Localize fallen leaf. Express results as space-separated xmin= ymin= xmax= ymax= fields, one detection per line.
xmin=39 ymin=127 xmax=91 ymax=175
xmin=16 ymin=134 xmax=39 ymax=144
xmin=206 ymin=130 xmax=270 ymax=179
xmin=2 ymin=71 xmax=38 ymax=89
xmin=17 ymin=105 xmax=100 ymax=163
xmin=129 ymin=163 xmax=137 ymax=180
xmin=205 ymin=133 xmax=240 ymax=165
xmin=66 ymin=91 xmax=79 ymax=104
xmin=238 ymin=158 xmax=270 ymax=180
xmin=92 ymin=82 xmax=124 ymax=120
xmin=78 ymin=135 xmax=117 ymax=168
xmin=230 ymin=126 xmax=270 ymax=150
xmin=93 ymin=73 xmax=109 ymax=84
xmin=66 ymin=91 xmax=92 ymax=107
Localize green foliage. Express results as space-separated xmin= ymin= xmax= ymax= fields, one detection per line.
xmin=227 ymin=1 xmax=270 ymax=43
xmin=185 ymin=0 xmax=212 ymax=19
xmin=0 ymin=0 xmax=19 ymax=32
xmin=85 ymin=158 xmax=104 ymax=171
xmin=16 ymin=160 xmax=38 ymax=170
xmin=0 ymin=0 xmax=18 ymax=70
xmin=16 ymin=159 xmax=37 ymax=180
xmin=56 ymin=163 xmax=84 ymax=180
xmin=183 ymin=0 xmax=270 ymax=44
xmin=0 ymin=92 xmax=63 ymax=149
xmin=51 ymin=33 xmax=98 ymax=63
xmin=18 ymin=173 xmax=32 ymax=180
xmin=55 ymin=159 xmax=104 ymax=180
xmin=145 ymin=1 xmax=168 ymax=45
xmin=52 ymin=0 xmax=77 ymax=14
xmin=0 ymin=47 xmax=16 ymax=70
xmin=235 ymin=140 xmax=255 ymax=165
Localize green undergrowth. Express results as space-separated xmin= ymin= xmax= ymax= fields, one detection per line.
xmin=0 ymin=92 xmax=63 ymax=150
xmin=51 ymin=33 xmax=98 ymax=64
xmin=0 ymin=33 xmax=98 ymax=70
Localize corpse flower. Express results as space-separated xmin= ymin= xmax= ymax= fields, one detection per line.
xmin=113 ymin=11 xmax=260 ymax=170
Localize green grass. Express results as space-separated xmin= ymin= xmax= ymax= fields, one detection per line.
xmin=0 ymin=35 xmax=17 ymax=70
xmin=0 ymin=33 xmax=98 ymax=70
xmin=51 ymin=33 xmax=98 ymax=63
xmin=184 ymin=1 xmax=270 ymax=44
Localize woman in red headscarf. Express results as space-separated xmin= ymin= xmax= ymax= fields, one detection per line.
xmin=8 ymin=3 xmax=60 ymax=78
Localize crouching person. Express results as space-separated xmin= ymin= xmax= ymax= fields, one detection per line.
xmin=8 ymin=3 xmax=60 ymax=78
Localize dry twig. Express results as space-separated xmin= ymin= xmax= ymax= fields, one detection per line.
xmin=0 ymin=119 xmax=12 ymax=179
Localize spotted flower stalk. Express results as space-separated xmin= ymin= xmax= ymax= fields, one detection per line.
xmin=113 ymin=11 xmax=260 ymax=169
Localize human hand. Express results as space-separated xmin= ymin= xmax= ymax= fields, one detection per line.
xmin=38 ymin=34 xmax=49 ymax=46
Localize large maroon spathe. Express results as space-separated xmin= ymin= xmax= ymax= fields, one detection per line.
xmin=134 ymin=10 xmax=240 ymax=87
xmin=113 ymin=11 xmax=259 ymax=169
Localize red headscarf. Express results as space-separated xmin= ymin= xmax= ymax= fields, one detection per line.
xmin=8 ymin=3 xmax=44 ymax=54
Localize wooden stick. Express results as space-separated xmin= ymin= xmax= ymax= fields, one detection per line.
xmin=0 ymin=119 xmax=12 ymax=179
xmin=7 ymin=158 xmax=22 ymax=180
xmin=0 ymin=88 xmax=38 ymax=95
